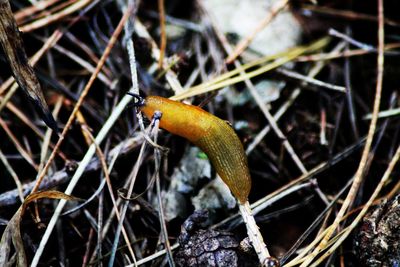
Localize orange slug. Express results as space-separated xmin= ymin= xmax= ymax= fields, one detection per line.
xmin=139 ymin=95 xmax=251 ymax=204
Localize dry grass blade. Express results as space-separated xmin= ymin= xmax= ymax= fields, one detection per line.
xmin=0 ymin=117 xmax=39 ymax=170
xmin=307 ymin=143 xmax=400 ymax=267
xmin=171 ymin=37 xmax=329 ymax=101
xmin=0 ymin=190 xmax=75 ymax=267
xmin=78 ymin=121 xmax=137 ymax=263
xmin=152 ymin=119 xmax=175 ymax=266
xmin=108 ymin=123 xmax=154 ymax=267
xmin=30 ymin=3 xmax=134 ymax=195
xmin=296 ymin=42 xmax=400 ymax=62
xmin=133 ymin=18 xmax=185 ymax=95
xmin=276 ymin=68 xmax=346 ymax=92
xmin=0 ymin=1 xmax=99 ymax=99
xmin=2 ymin=1 xmax=399 ymax=266
xmin=29 ymin=4 xmax=135 ymax=264
xmin=48 ymin=43 xmax=113 ymax=87
xmin=0 ymin=135 xmax=143 ymax=208
xmin=299 ymin=1 xmax=386 ymax=265
xmin=301 ymin=4 xmax=400 ymax=27
xmin=280 ymin=179 xmax=353 ymax=265
xmin=30 ymin=93 xmax=137 ymax=267
xmin=14 ymin=0 xmax=63 ymax=23
xmin=0 ymin=149 xmax=24 ymax=202
xmin=0 ymin=0 xmax=58 ymax=132
xmin=158 ymin=0 xmax=167 ymax=69
xmin=0 ymin=30 xmax=60 ymax=98
xmin=18 ymin=0 xmax=92 ymax=32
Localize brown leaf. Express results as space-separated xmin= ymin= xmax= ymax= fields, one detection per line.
xmin=0 ymin=0 xmax=58 ymax=132
xmin=0 ymin=190 xmax=76 ymax=266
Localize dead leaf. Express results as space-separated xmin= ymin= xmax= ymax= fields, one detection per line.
xmin=0 ymin=0 xmax=58 ymax=132
xmin=0 ymin=191 xmax=76 ymax=266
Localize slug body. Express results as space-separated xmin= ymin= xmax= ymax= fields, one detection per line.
xmin=140 ymin=96 xmax=251 ymax=204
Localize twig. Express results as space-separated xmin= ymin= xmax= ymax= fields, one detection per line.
xmin=134 ymin=19 xmax=185 ymax=95
xmin=363 ymin=107 xmax=400 ymax=120
xmin=171 ymin=38 xmax=329 ymax=100
xmin=280 ymin=178 xmax=353 ymax=265
xmin=82 ymin=228 xmax=95 ymax=267
xmin=158 ymin=0 xmax=166 ymax=69
xmin=296 ymin=42 xmax=400 ymax=62
xmin=343 ymin=27 xmax=359 ymax=140
xmin=299 ymin=1 xmax=385 ymax=265
xmin=107 ymin=117 xmax=159 ymax=267
xmin=126 ymin=243 xmax=180 ymax=266
xmin=65 ymin=32 xmax=112 ymax=76
xmin=153 ymin=117 xmax=175 ymax=267
xmin=30 ymin=92 xmax=137 ymax=267
xmin=80 ymin=124 xmax=137 ymax=263
xmin=0 ymin=134 xmax=142 ymax=207
xmin=30 ymin=6 xmax=136 ymax=257
xmin=276 ymin=68 xmax=346 ymax=93
xmin=117 ymin=0 xmax=146 ymax=131
xmin=124 ymin=136 xmax=366 ymax=266
xmin=0 ymin=149 xmax=24 ymax=202
xmin=30 ymin=3 xmax=133 ymax=195
xmin=97 ymin=175 xmax=104 ymax=267
xmin=239 ymin=201 xmax=271 ymax=264
xmin=301 ymin=4 xmax=400 ymax=27
xmin=14 ymin=0 xmax=62 ymax=23
xmin=320 ymin=108 xmax=327 ymax=145
xmin=247 ymin=42 xmax=346 ymax=155
xmin=0 ymin=117 xmax=38 ymax=170
xmin=329 ymin=28 xmax=375 ymax=51
xmin=309 ymin=143 xmax=400 ymax=266
xmin=47 ymin=42 xmax=113 ymax=87
xmin=19 ymin=0 xmax=92 ymax=32
xmin=145 ymin=10 xmax=203 ymax=32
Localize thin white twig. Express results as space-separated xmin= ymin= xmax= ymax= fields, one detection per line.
xmin=239 ymin=201 xmax=270 ymax=264
xmin=30 ymin=94 xmax=135 ymax=267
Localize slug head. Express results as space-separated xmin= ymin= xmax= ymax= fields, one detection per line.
xmin=127 ymin=92 xmax=145 ymax=107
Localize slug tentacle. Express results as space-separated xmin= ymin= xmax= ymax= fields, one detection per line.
xmin=127 ymin=92 xmax=145 ymax=107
